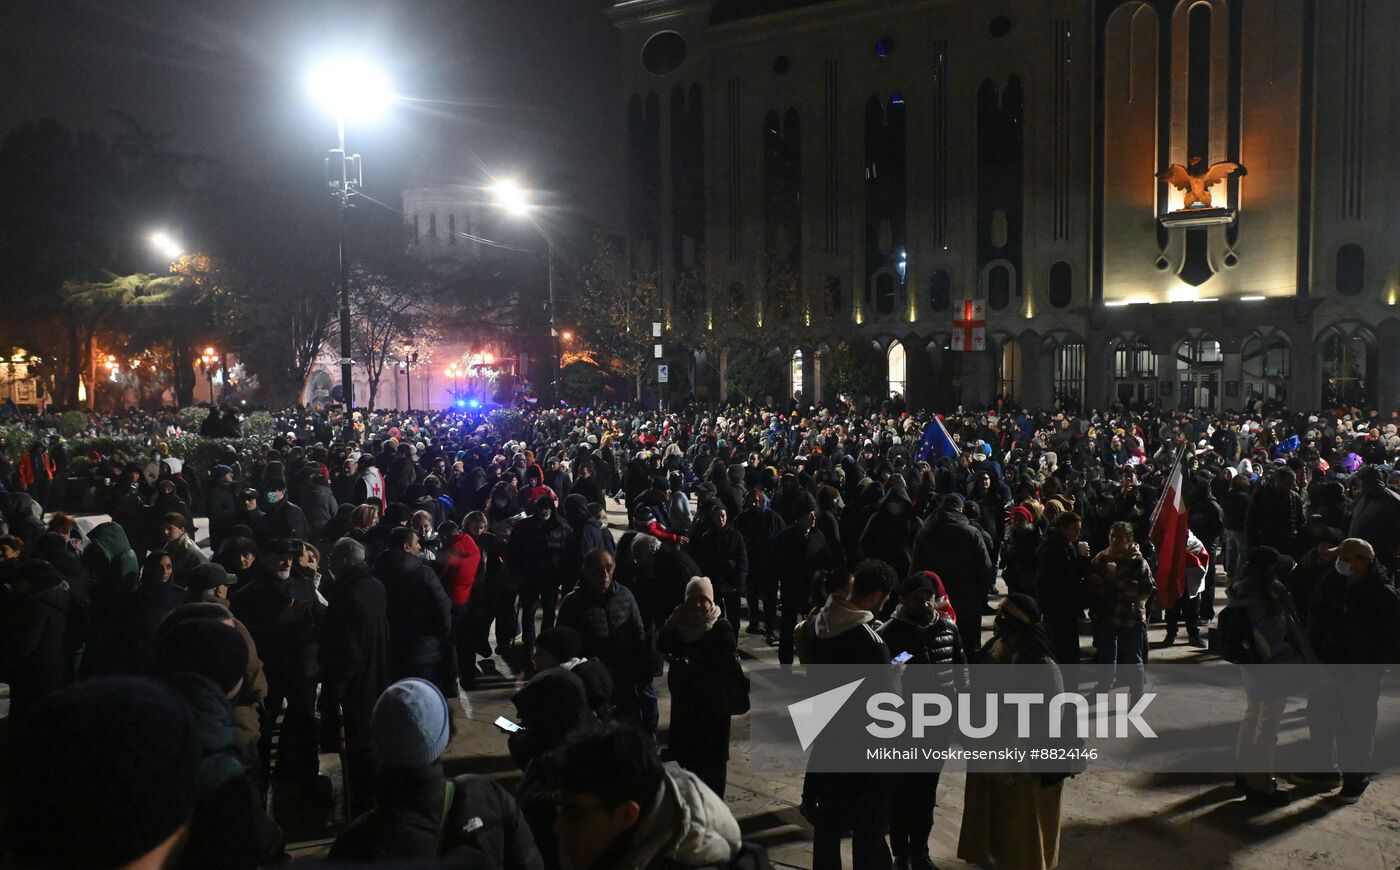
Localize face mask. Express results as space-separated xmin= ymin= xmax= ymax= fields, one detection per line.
xmin=266 ymin=492 xmax=281 ymax=504
xmin=1334 ymin=559 xmax=1355 ymax=577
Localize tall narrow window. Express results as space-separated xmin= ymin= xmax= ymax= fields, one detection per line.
xmin=997 ymin=340 xmax=1022 ymax=402
xmin=1054 ymin=341 xmax=1086 ymax=410
xmin=791 ymin=349 xmax=804 ymax=399
xmin=448 ymin=214 xmax=457 ymax=244
xmin=887 ymin=341 xmax=907 ymax=398
xmin=929 ymin=269 xmax=952 ymax=312
xmin=428 ymin=214 xmax=437 ymax=241
xmin=1049 ymin=261 xmax=1072 ymax=308
xmin=1336 ymin=244 xmax=1365 ymax=296
xmin=865 ymin=93 xmax=907 ymax=315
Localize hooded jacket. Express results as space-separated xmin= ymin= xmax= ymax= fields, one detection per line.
xmin=858 ymin=487 xmax=921 ymax=579
xmin=911 ymin=508 xmax=995 ymax=605
xmin=804 ymin=595 xmax=888 ymax=666
xmin=590 ymin=763 xmax=743 ymax=870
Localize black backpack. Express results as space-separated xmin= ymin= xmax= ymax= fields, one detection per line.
xmin=1215 ymin=604 xmax=1258 ymax=664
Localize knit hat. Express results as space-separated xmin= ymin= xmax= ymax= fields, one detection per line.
xmin=1008 ymin=505 xmax=1035 ymax=525
xmin=536 ymin=626 xmax=583 ymax=662
xmin=8 ymin=677 xmax=199 ymax=868
xmin=154 ymin=619 xmax=249 ymax=696
xmin=372 ymin=678 xmax=451 ymax=768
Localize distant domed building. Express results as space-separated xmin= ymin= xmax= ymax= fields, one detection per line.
xmin=401 ymin=120 xmax=494 ymax=263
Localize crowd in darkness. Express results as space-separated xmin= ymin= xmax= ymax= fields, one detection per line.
xmin=2 ymin=397 xmax=1399 ymax=869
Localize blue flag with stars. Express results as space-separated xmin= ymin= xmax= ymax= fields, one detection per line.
xmin=916 ymin=416 xmax=961 ymax=463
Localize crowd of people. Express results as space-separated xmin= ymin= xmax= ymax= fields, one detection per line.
xmin=2 ymin=397 xmax=1399 ymax=869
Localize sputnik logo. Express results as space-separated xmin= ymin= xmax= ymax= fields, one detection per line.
xmin=787 ymin=678 xmax=865 ymax=750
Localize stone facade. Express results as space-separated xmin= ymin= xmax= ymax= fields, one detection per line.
xmin=608 ymin=0 xmax=1400 ymax=411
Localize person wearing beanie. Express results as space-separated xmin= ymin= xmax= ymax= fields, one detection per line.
xmin=5 ymin=676 xmax=200 ymax=869
xmin=330 ymin=679 xmax=543 ymax=869
xmin=958 ymin=593 xmax=1067 ymax=870
xmin=659 ymin=576 xmax=740 ymax=797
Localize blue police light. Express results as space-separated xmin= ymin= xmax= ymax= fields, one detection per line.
xmin=467 ymin=399 xmax=481 ymax=409
xmin=455 ymin=399 xmax=467 ymax=409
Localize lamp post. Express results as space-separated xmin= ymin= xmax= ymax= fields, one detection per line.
xmin=445 ymin=362 xmax=462 ymax=405
xmin=488 ymin=178 xmax=559 ymax=402
xmin=307 ymin=57 xmax=391 ymax=414
xmin=199 ymin=346 xmax=220 ymax=404
xmin=400 ymin=344 xmax=418 ymax=410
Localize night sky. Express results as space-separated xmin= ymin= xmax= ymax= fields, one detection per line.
xmin=0 ymin=0 xmax=623 ymax=228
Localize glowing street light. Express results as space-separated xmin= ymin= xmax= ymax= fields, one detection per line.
xmin=487 ymin=178 xmax=533 ymax=217
xmin=150 ymin=232 xmax=183 ymax=261
xmin=306 ymin=55 xmax=393 ymax=417
xmin=490 ymin=177 xmax=561 ymax=397
xmin=560 ymin=329 xmax=575 ymax=343
xmin=199 ymin=346 xmax=221 ymax=404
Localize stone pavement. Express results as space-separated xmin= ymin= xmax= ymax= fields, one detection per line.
xmin=6 ymin=507 xmax=1397 ymax=868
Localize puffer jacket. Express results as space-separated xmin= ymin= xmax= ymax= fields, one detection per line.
xmin=878 ymin=606 xmax=968 ymax=695
xmin=557 ymin=582 xmax=648 ymax=688
xmin=911 ymin=508 xmax=994 ymax=609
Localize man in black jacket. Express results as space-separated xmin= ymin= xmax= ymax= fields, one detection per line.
xmin=260 ymin=479 xmax=309 ymax=548
xmin=320 ymin=537 xmax=391 ymax=815
xmin=686 ymin=502 xmax=749 ymax=624
xmin=232 ymin=538 xmax=325 ymax=789
xmin=878 ymin=571 xmax=967 ymax=870
xmin=1033 ymin=511 xmax=1090 ymax=664
xmin=806 ymin=560 xmax=895 ymax=870
xmin=558 ymin=550 xmax=650 ymax=731
xmin=374 ymin=526 xmax=453 ymax=691
xmin=1302 ymin=538 xmax=1400 ymax=803
xmin=912 ymin=494 xmax=995 ymax=658
xmin=735 ymin=486 xmax=785 ymax=640
xmin=773 ymin=492 xmax=833 ymax=664
xmin=1246 ymin=467 xmax=1305 ymax=557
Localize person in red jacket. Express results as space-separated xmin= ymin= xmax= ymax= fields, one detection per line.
xmin=518 ymin=464 xmax=558 ymax=516
xmin=439 ymin=522 xmax=483 ymax=690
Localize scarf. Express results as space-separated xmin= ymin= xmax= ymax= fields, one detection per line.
xmin=667 ymin=576 xmax=722 ymax=643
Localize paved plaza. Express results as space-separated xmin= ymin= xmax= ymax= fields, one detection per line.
xmin=5 ymin=504 xmax=1397 ymax=870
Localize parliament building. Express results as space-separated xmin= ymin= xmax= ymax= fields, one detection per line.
xmin=606 ymin=0 xmax=1400 ymax=411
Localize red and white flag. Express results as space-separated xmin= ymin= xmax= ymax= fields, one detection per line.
xmin=1149 ymin=451 xmax=1190 ymax=609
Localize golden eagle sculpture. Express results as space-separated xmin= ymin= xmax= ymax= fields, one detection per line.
xmin=1158 ymin=156 xmax=1246 ymax=209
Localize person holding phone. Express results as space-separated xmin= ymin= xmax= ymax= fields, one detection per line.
xmin=878 ymin=572 xmax=969 ymax=870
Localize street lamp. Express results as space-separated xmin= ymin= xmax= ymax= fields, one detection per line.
xmin=488 ymin=178 xmax=559 ymax=401
xmin=150 ymin=232 xmax=183 ymax=261
xmin=445 ymin=362 xmax=462 ymax=406
xmin=307 ymin=56 xmax=392 ymax=415
xmin=199 ymin=346 xmax=220 ymax=404
xmin=399 ymin=343 xmax=419 ymax=411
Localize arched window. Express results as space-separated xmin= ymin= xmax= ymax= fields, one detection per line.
xmin=887 ymin=340 xmax=907 ymax=398
xmin=1176 ymin=335 xmax=1223 ymax=411
xmin=988 ymin=265 xmax=1011 ymax=310
xmin=1114 ymin=338 xmax=1156 ymax=405
xmin=1336 ymin=244 xmax=1365 ymax=296
xmin=1320 ymin=331 xmax=1375 ymax=407
xmin=413 ymin=215 xmax=420 ymax=242
xmin=1053 ymin=341 xmax=1085 ymax=411
xmin=997 ymin=339 xmax=1022 ymax=402
xmin=791 ymin=349 xmax=804 ymax=399
xmin=428 ymin=214 xmax=437 ymax=241
xmin=1242 ymin=333 xmax=1291 ymax=406
xmin=929 ymin=269 xmax=951 ymax=312
xmin=1049 ymin=261 xmax=1072 ymax=308
xmin=875 ymin=272 xmax=897 ymax=314
xmin=448 ymin=214 xmax=457 ymax=245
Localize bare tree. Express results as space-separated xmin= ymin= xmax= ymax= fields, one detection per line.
xmin=345 ymin=265 xmax=435 ymax=410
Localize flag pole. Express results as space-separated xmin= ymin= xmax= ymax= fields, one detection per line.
xmin=1149 ymin=442 xmax=1188 ymax=529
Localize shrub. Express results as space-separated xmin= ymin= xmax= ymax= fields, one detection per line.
xmin=59 ymin=410 xmax=89 ymax=438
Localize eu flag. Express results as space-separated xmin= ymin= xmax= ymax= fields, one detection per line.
xmin=916 ymin=416 xmax=960 ymax=463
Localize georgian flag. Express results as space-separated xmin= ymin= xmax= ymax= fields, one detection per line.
xmin=1149 ymin=454 xmax=1190 ymax=609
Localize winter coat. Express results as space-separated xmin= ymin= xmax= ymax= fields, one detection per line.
xmin=318 ymin=563 xmax=392 ymax=717
xmin=1001 ymin=526 xmax=1043 ymax=596
xmin=509 ymin=666 xmax=594 ymax=769
xmin=330 ymin=764 xmax=543 ymax=869
xmin=911 ymin=508 xmax=995 ymax=611
xmin=259 ymin=498 xmax=309 ymax=547
xmin=734 ymin=506 xmax=783 ymax=588
xmin=440 ymin=532 xmax=482 ymax=607
xmin=374 ymin=549 xmax=453 ymax=681
xmin=230 ymin=566 xmax=324 ymax=684
xmin=878 ymin=608 xmax=968 ymax=695
xmin=507 ymin=511 xmax=576 ymax=594
xmin=1245 ymin=486 xmax=1305 ymax=556
xmin=557 ymin=582 xmax=649 ymax=691
xmin=1086 ymin=546 xmax=1155 ymax=630
xmin=0 ymin=577 xmax=75 ymax=721
xmin=661 ymin=618 xmax=738 ymax=763
xmin=686 ymin=523 xmax=748 ymax=597
xmin=1306 ymin=564 xmax=1400 ymax=665
xmin=165 ymin=673 xmax=283 ymax=870
xmin=1034 ymin=530 xmax=1088 ymax=616
xmin=207 ymin=484 xmax=239 ymax=551
xmin=299 ymin=479 xmax=340 ymax=542
xmin=772 ymin=525 xmax=833 ymax=611
xmin=586 ymin=763 xmax=744 ymax=870
xmin=858 ymin=488 xmax=922 ymax=580
xmin=1348 ymin=486 xmax=1400 ymax=567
